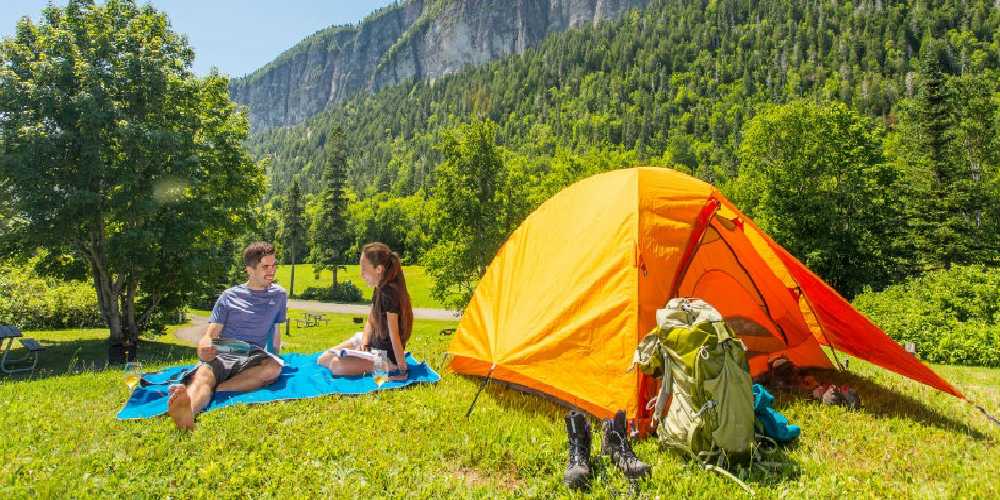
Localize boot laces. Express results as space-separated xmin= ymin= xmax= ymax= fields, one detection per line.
xmin=610 ymin=430 xmax=644 ymax=469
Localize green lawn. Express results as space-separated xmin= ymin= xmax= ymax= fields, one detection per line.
xmin=275 ymin=263 xmax=445 ymax=309
xmin=1 ymin=319 xmax=998 ymax=497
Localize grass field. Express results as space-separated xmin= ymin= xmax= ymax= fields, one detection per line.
xmin=275 ymin=264 xmax=445 ymax=309
xmin=1 ymin=318 xmax=998 ymax=497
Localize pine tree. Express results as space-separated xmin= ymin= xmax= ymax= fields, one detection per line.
xmin=280 ymin=178 xmax=307 ymax=296
xmin=309 ymin=126 xmax=351 ymax=290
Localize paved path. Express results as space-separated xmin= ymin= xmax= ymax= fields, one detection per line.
xmin=173 ymin=301 xmax=460 ymax=345
xmin=286 ymin=299 xmax=461 ymax=321
xmin=174 ymin=314 xmax=208 ymax=345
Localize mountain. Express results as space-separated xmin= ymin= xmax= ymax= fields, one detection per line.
xmin=229 ymin=0 xmax=648 ymax=132
xmin=247 ymin=0 xmax=1000 ymax=198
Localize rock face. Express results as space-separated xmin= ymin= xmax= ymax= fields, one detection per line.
xmin=230 ymin=0 xmax=648 ymax=132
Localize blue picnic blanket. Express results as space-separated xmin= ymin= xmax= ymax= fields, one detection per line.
xmin=117 ymin=352 xmax=440 ymax=419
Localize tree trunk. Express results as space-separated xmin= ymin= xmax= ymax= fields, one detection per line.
xmin=332 ymin=265 xmax=338 ymax=291
xmin=88 ymin=251 xmax=127 ymax=364
xmin=289 ymin=245 xmax=296 ymax=297
xmin=81 ymin=231 xmax=134 ymax=365
xmin=122 ymin=277 xmax=140 ymax=361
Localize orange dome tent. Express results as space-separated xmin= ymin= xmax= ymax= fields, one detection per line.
xmin=448 ymin=167 xmax=964 ymax=423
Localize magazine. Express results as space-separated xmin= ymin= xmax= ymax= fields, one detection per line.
xmin=212 ymin=338 xmax=253 ymax=355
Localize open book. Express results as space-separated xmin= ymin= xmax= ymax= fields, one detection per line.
xmin=333 ymin=348 xmax=377 ymax=362
xmin=212 ymin=338 xmax=253 ymax=355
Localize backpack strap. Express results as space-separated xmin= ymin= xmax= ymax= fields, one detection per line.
xmin=652 ymin=347 xmax=673 ymax=423
xmin=704 ymin=465 xmax=754 ymax=495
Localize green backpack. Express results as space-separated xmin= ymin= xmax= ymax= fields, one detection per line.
xmin=634 ymin=298 xmax=756 ymax=468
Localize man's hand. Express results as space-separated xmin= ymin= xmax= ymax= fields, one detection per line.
xmin=198 ymin=323 xmax=224 ymax=362
xmin=197 ymin=335 xmax=217 ymax=362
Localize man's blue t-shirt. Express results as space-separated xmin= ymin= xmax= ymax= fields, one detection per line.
xmin=209 ymin=284 xmax=288 ymax=349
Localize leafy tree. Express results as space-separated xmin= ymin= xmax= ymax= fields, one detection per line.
xmin=309 ymin=126 xmax=351 ymax=288
xmin=345 ymin=191 xmax=434 ymax=264
xmin=733 ymin=99 xmax=898 ymax=297
xmin=424 ymin=119 xmax=529 ymax=308
xmin=279 ymin=178 xmax=307 ymax=296
xmin=0 ymin=0 xmax=263 ymax=362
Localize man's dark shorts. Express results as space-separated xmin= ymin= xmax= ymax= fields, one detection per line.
xmin=183 ymin=348 xmax=276 ymax=387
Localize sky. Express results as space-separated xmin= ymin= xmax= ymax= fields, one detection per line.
xmin=0 ymin=0 xmax=398 ymax=77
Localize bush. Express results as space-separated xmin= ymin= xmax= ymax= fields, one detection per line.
xmin=300 ymin=282 xmax=365 ymax=303
xmin=852 ymin=265 xmax=1000 ymax=367
xmin=0 ymin=263 xmax=104 ymax=330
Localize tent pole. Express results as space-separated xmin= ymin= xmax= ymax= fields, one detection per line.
xmin=796 ymin=288 xmax=847 ymax=371
xmin=976 ymin=404 xmax=1000 ymax=428
xmin=465 ymin=364 xmax=496 ymax=418
xmin=669 ymin=198 xmax=721 ymax=298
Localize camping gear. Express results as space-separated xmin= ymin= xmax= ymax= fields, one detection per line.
xmin=762 ymin=356 xmax=797 ymax=389
xmin=116 ymin=352 xmax=439 ymax=419
xmin=753 ymin=384 xmax=800 ymax=443
xmin=636 ymin=298 xmax=756 ymax=465
xmin=563 ymin=411 xmax=593 ymax=489
xmin=813 ymin=384 xmax=861 ymax=409
xmin=448 ymin=167 xmax=970 ymax=430
xmin=601 ymin=410 xmax=651 ymax=479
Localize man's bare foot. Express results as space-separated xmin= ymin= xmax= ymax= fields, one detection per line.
xmin=167 ymin=384 xmax=195 ymax=430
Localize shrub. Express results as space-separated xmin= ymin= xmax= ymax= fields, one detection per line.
xmin=300 ymin=282 xmax=365 ymax=303
xmin=852 ymin=265 xmax=1000 ymax=367
xmin=0 ymin=263 xmax=104 ymax=330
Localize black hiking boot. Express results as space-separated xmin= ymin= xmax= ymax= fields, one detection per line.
xmin=601 ymin=410 xmax=651 ymax=479
xmin=563 ymin=411 xmax=592 ymax=489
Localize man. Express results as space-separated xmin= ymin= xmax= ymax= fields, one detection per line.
xmin=167 ymin=241 xmax=288 ymax=430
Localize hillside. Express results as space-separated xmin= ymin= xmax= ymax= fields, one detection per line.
xmin=247 ymin=0 xmax=1000 ymax=196
xmin=230 ymin=0 xmax=648 ymax=132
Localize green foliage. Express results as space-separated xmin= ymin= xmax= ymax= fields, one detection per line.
xmin=299 ymin=282 xmax=364 ymax=303
xmin=424 ymin=119 xmax=531 ymax=309
xmin=309 ymin=126 xmax=352 ymax=287
xmin=0 ymin=261 xmax=103 ymax=330
xmin=731 ymin=99 xmax=899 ymax=297
xmin=853 ymin=265 xmax=1000 ymax=367
xmin=0 ymin=0 xmax=263 ymax=350
xmin=345 ymin=192 xmax=435 ymax=264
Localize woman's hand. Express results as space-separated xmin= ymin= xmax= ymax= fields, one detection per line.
xmin=389 ymin=364 xmax=408 ymax=381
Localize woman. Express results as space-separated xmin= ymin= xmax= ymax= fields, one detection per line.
xmin=318 ymin=242 xmax=414 ymax=380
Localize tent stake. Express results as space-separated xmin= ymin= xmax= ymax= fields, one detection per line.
xmin=465 ymin=364 xmax=496 ymax=418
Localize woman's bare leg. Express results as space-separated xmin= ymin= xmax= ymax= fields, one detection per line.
xmin=317 ymin=333 xmax=364 ymax=368
xmin=323 ymin=355 xmax=373 ymax=376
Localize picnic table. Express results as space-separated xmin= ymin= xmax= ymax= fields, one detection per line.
xmin=1 ymin=325 xmax=46 ymax=375
xmin=293 ymin=312 xmax=330 ymax=328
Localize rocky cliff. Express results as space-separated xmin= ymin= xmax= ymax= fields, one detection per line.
xmin=230 ymin=0 xmax=648 ymax=132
